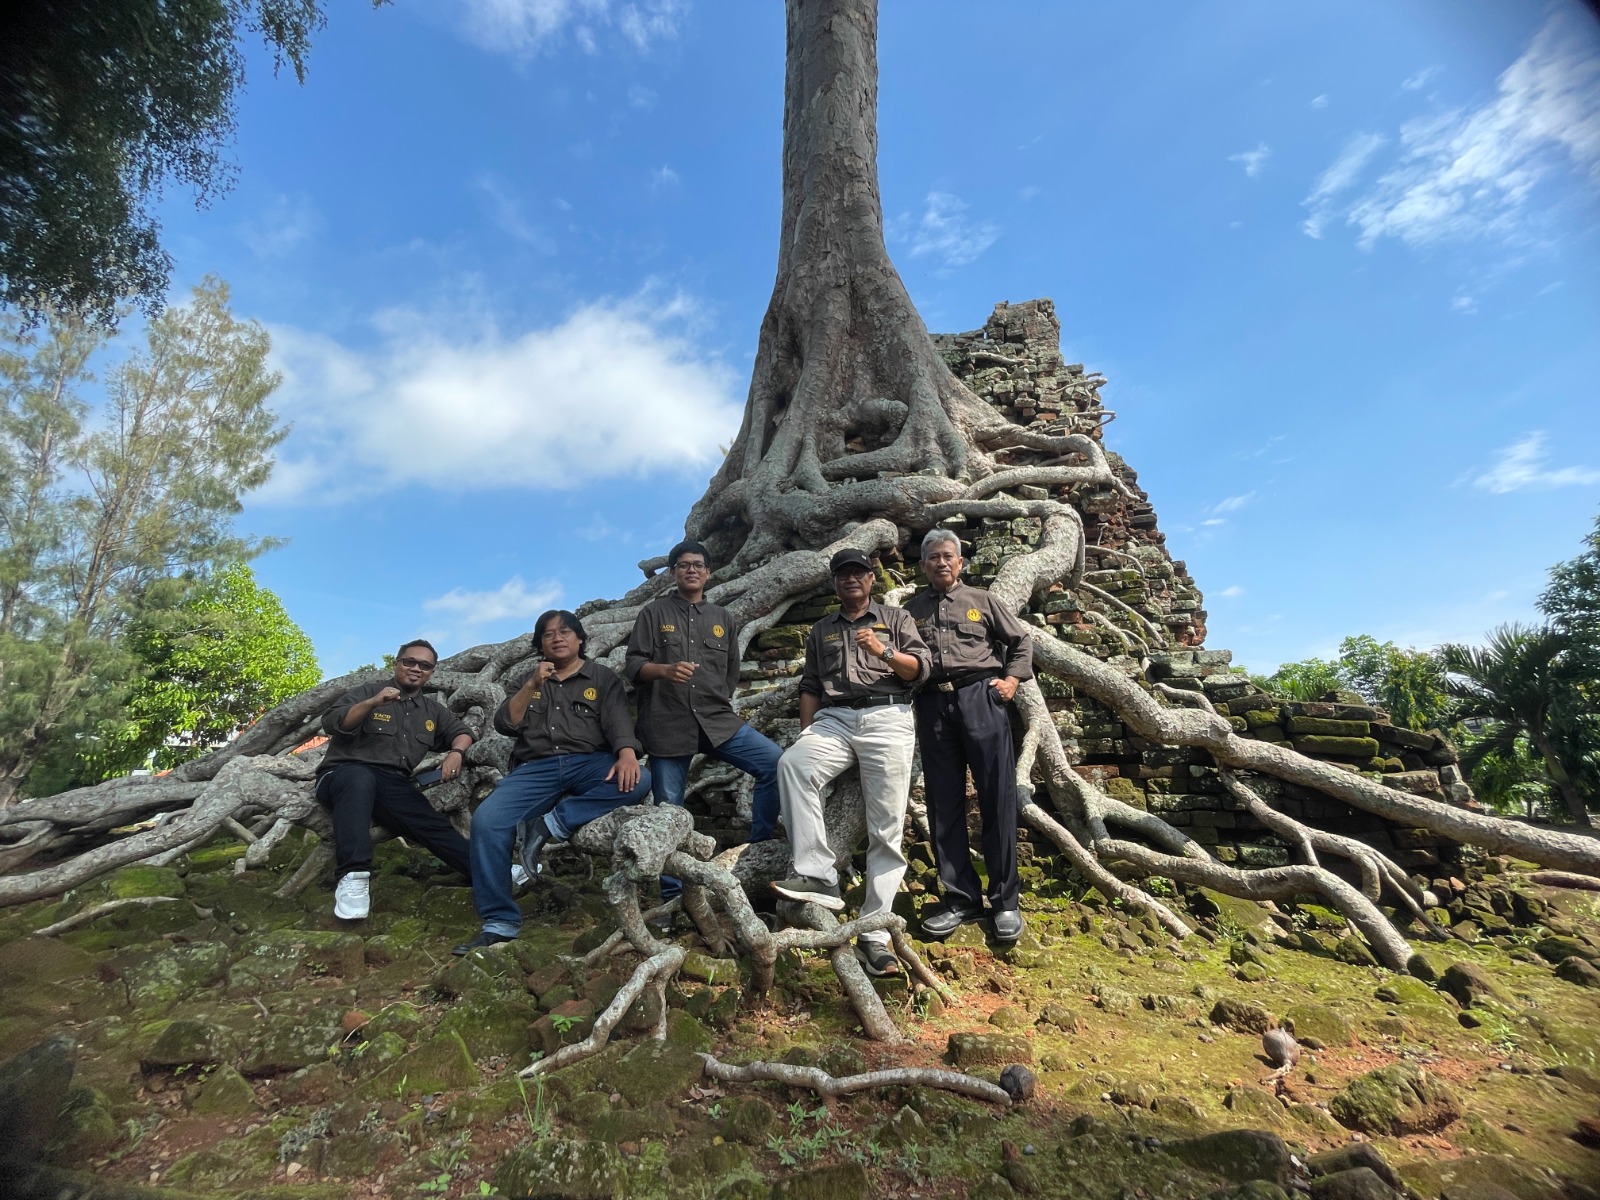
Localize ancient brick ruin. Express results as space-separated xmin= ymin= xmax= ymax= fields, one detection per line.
xmin=689 ymin=300 xmax=1475 ymax=884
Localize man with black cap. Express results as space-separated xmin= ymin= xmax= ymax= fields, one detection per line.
xmin=772 ymin=548 xmax=930 ymax=977
xmin=906 ymin=529 xmax=1034 ymax=943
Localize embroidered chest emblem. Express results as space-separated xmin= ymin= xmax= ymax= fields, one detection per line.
xmin=583 ymin=687 xmax=599 ymax=701
xmin=660 ymin=623 xmax=676 ymax=633
xmin=529 ymin=692 xmax=541 ymax=701
xmin=424 ymin=719 xmax=435 ymax=732
xmin=712 ymin=624 xmax=725 ymax=638
xmin=371 ymin=711 xmax=391 ymax=722
xmin=824 ymin=633 xmax=841 ymax=643
xmin=967 ymin=608 xmax=982 ymax=622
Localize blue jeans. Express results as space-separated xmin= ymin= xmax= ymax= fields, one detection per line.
xmin=469 ymin=753 xmax=652 ymax=937
xmin=651 ymin=722 xmax=782 ymax=899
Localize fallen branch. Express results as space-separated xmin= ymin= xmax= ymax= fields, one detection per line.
xmin=696 ymin=1053 xmax=1013 ymax=1106
xmin=32 ymin=896 xmax=193 ymax=937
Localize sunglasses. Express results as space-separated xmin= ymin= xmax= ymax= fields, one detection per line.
xmin=396 ymin=657 xmax=437 ymax=670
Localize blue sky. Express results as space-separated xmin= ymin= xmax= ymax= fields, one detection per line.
xmin=146 ymin=0 xmax=1600 ymax=676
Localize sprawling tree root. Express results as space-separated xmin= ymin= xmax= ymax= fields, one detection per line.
xmin=696 ymin=1054 xmax=1013 ymax=1107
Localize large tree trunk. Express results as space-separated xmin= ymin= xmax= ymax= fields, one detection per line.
xmin=688 ymin=0 xmax=993 ymax=570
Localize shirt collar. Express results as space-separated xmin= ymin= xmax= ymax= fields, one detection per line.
xmin=831 ymin=599 xmax=886 ymax=626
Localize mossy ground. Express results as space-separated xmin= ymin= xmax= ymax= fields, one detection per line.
xmin=3 ymin=829 xmax=1600 ymax=1199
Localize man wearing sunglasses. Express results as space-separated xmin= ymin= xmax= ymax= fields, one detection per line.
xmin=625 ymin=539 xmax=784 ymax=922
xmin=315 ymin=640 xmax=474 ymax=920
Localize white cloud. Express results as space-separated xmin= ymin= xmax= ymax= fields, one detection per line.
xmin=1201 ymin=518 xmax=1227 ymax=528
xmin=1228 ymin=143 xmax=1272 ymax=178
xmin=1300 ymin=132 xmax=1387 ymax=238
xmin=255 ymin=288 xmax=742 ymax=505
xmin=1304 ymin=13 xmax=1600 ymax=249
xmin=474 ymin=176 xmax=555 ymax=252
xmin=241 ymin=194 xmax=321 ymax=258
xmin=628 ymin=85 xmax=658 ymax=109
xmin=453 ymin=0 xmax=682 ymax=56
xmin=1210 ymin=491 xmax=1257 ymax=515
xmin=618 ymin=0 xmax=686 ymax=51
xmin=424 ymin=576 xmax=564 ymax=641
xmin=891 ymin=191 xmax=1000 ymax=269
xmin=1468 ymin=431 xmax=1600 ymax=494
xmin=1217 ymin=585 xmax=1245 ymax=599
xmin=650 ymin=164 xmax=681 ymax=191
xmin=1402 ymin=65 xmax=1442 ymax=91
xmin=1450 ymin=288 xmax=1478 ymax=314
xmin=1310 ymin=94 xmax=1330 ymax=109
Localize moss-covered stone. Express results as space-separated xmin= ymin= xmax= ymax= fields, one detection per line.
xmin=436 ymin=996 xmax=538 ymax=1061
xmin=102 ymin=865 xmax=187 ymax=900
xmin=771 ymin=1163 xmax=870 ymax=1200
xmin=0 ymin=936 xmax=98 ymax=984
xmin=241 ymin=1010 xmax=342 ymax=1075
xmin=1225 ymin=1086 xmax=1287 ymax=1127
xmin=1164 ymin=1129 xmax=1292 ymax=1185
xmin=46 ymin=1083 xmax=120 ymax=1161
xmin=717 ymin=1095 xmax=774 ymax=1144
xmin=1210 ymin=996 xmax=1274 ymax=1033
xmin=1437 ymin=961 xmax=1510 ymax=1008
xmin=680 ymin=951 xmax=740 ymax=985
xmin=143 ymin=1018 xmax=235 ymax=1068
xmin=113 ymin=941 xmax=232 ymax=1010
xmin=1290 ymin=736 xmax=1380 ymax=758
xmin=1286 ymin=717 xmax=1371 ymax=738
xmin=494 ymin=1135 xmax=639 ymax=1199
xmin=1329 ymin=1063 xmax=1462 ymax=1135
xmin=363 ymin=1029 xmax=479 ymax=1098
xmin=663 ymin=1008 xmax=714 ymax=1052
xmin=612 ymin=1039 xmax=704 ymax=1106
xmin=1284 ymin=1004 xmax=1354 ymax=1047
xmin=946 ymin=1030 xmax=1032 ymax=1067
xmin=256 ymin=928 xmax=365 ymax=978
xmin=191 ymin=1064 xmax=259 ymax=1116
xmin=361 ymin=999 xmax=426 ymax=1042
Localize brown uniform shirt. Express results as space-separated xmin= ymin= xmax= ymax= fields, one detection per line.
xmin=493 ymin=659 xmax=642 ymax=767
xmin=318 ymin=682 xmax=470 ymax=776
xmin=905 ymin=581 xmax=1035 ymax=683
xmin=799 ymin=601 xmax=931 ymax=704
xmin=623 ymin=591 xmax=744 ymax=756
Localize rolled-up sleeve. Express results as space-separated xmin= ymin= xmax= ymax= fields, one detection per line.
xmin=622 ymin=608 xmax=656 ymax=686
xmin=492 ymin=695 xmax=523 ymax=739
xmin=433 ymin=702 xmax=472 ymax=748
xmin=991 ymin=601 xmax=1035 ymax=681
xmin=599 ymin=673 xmax=643 ymax=754
xmin=321 ymin=686 xmax=370 ymax=738
xmin=799 ymin=626 xmax=824 ymax=696
xmin=890 ymin=610 xmax=931 ymax=685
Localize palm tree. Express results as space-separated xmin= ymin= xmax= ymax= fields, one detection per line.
xmin=1441 ymin=624 xmax=1592 ymax=827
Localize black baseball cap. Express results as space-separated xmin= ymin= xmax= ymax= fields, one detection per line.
xmin=829 ymin=548 xmax=875 ymax=575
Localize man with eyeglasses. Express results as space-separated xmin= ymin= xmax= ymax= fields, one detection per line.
xmin=625 ymin=540 xmax=784 ymax=921
xmin=905 ymin=529 xmax=1033 ymax=944
xmin=315 ymin=639 xmax=474 ymax=920
xmin=771 ymin=548 xmax=930 ymax=978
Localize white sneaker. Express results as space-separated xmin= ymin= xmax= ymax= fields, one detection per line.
xmin=334 ymin=871 xmax=371 ymax=919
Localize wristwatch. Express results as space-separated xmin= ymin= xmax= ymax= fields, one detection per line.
xmin=879 ymin=644 xmax=895 ymax=663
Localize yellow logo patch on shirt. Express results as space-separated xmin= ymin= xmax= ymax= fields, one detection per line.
xmin=371 ymin=711 xmax=391 ymax=722
xmin=824 ymin=632 xmax=842 ymax=642
xmin=712 ymin=624 xmax=725 ymax=638
xmin=583 ymin=687 xmax=598 ymax=701
xmin=425 ymin=719 xmax=435 ymax=732
xmin=874 ymin=623 xmax=888 ymax=630
xmin=967 ymin=608 xmax=983 ymax=622
xmin=660 ymin=623 xmax=677 ymax=633
xmin=529 ymin=692 xmax=541 ymax=701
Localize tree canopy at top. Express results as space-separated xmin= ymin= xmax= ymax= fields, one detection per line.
xmin=0 ymin=0 xmax=327 ymax=324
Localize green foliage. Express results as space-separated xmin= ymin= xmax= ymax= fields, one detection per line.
xmin=1441 ymin=624 xmax=1591 ymax=825
xmin=1538 ymin=509 xmax=1600 ymax=803
xmin=0 ymin=279 xmax=289 ymax=798
xmin=79 ymin=564 xmax=318 ymax=779
xmin=1458 ymin=728 xmax=1552 ymax=819
xmin=0 ymin=2 xmax=328 ymax=323
xmin=1250 ymin=635 xmax=1448 ymax=730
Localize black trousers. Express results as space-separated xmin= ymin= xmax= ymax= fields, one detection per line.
xmin=315 ymin=763 xmax=472 ymax=882
xmin=914 ymin=680 xmax=1020 ymax=911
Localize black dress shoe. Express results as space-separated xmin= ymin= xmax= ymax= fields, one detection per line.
xmin=451 ymin=930 xmax=516 ymax=956
xmin=991 ymin=908 xmax=1024 ymax=943
xmin=921 ymin=902 xmax=984 ymax=939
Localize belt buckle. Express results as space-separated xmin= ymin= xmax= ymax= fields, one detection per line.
xmin=935 ymin=680 xmax=955 ymax=692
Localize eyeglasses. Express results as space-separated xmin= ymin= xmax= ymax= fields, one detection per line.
xmin=396 ymin=657 xmax=436 ymax=670
xmin=674 ymin=561 xmax=709 ymax=573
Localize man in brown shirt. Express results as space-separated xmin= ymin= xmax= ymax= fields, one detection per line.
xmin=455 ymin=609 xmax=651 ymax=954
xmin=315 ymin=639 xmax=474 ymax=920
xmin=905 ymin=529 xmax=1034 ymax=942
xmin=772 ymin=548 xmax=930 ymax=976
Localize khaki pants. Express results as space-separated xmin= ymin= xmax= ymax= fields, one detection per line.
xmin=777 ymin=703 xmax=915 ymax=947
